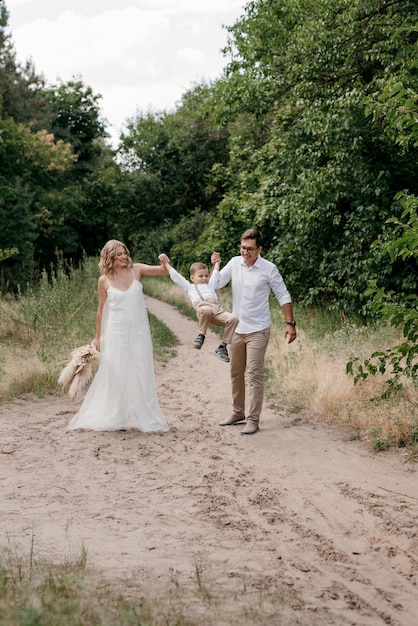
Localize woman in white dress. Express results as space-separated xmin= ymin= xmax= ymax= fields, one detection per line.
xmin=68 ymin=240 xmax=169 ymax=433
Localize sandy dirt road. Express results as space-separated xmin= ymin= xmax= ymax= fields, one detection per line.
xmin=1 ymin=296 xmax=417 ymax=625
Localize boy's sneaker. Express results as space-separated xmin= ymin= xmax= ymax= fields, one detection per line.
xmin=214 ymin=345 xmax=230 ymax=362
xmin=193 ymin=334 xmax=205 ymax=349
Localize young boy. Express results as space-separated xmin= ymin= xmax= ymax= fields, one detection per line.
xmin=158 ymin=253 xmax=238 ymax=362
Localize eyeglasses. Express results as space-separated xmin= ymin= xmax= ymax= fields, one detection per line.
xmin=240 ymin=245 xmax=257 ymax=252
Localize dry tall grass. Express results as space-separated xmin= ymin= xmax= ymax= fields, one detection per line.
xmin=0 ymin=260 xmax=177 ymax=401
xmin=265 ymin=310 xmax=418 ymax=452
xmin=1 ymin=267 xmax=417 ymax=453
xmin=146 ymin=276 xmax=418 ymax=453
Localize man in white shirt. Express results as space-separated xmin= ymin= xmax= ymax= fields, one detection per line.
xmin=212 ymin=228 xmax=297 ymax=435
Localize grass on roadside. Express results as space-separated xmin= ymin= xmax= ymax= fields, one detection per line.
xmin=0 ymin=259 xmax=178 ymax=402
xmin=144 ymin=277 xmax=418 ymax=455
xmin=0 ymin=545 xmax=293 ymax=626
xmin=0 ymin=264 xmax=417 ymax=454
xmin=265 ymin=303 xmax=418 ymax=456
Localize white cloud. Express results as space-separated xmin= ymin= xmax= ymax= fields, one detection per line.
xmin=6 ymin=1 xmax=246 ymax=145
xmin=176 ymin=47 xmax=205 ymax=64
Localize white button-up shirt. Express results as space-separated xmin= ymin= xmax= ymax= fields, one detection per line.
xmin=169 ymin=267 xmax=220 ymax=310
xmin=217 ymin=255 xmax=292 ymax=334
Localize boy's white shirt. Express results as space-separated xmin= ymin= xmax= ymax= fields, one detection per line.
xmin=168 ymin=267 xmax=221 ymax=310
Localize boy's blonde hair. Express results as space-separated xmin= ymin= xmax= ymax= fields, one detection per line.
xmin=99 ymin=239 xmax=133 ymax=275
xmin=189 ymin=262 xmax=208 ymax=276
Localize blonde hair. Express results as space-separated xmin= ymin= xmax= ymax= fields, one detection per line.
xmin=99 ymin=240 xmax=133 ymax=275
xmin=189 ymin=262 xmax=208 ymax=276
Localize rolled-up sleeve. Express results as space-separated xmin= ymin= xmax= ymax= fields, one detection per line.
xmin=270 ymin=265 xmax=292 ymax=306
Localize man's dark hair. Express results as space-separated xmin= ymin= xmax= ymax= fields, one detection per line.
xmin=241 ymin=228 xmax=263 ymax=248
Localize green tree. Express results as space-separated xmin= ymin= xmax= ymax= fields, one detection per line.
xmin=0 ymin=246 xmax=18 ymax=262
xmin=49 ymin=78 xmax=107 ymax=173
xmin=202 ymin=0 xmax=418 ymax=315
xmin=43 ymin=78 xmax=123 ymax=261
xmin=118 ymin=83 xmax=230 ymax=262
xmin=0 ymin=117 xmax=75 ymax=289
xmin=347 ymin=63 xmax=418 ymax=390
xmin=0 ymin=1 xmax=51 ymax=130
xmin=1 ymin=4 xmax=119 ymax=286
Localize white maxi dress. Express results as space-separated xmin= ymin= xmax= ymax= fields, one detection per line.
xmin=68 ymin=274 xmax=168 ymax=432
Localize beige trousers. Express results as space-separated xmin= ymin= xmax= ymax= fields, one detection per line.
xmin=229 ymin=328 xmax=270 ymax=424
xmin=196 ymin=299 xmax=239 ymax=345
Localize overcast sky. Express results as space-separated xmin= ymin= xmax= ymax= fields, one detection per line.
xmin=6 ymin=0 xmax=247 ymax=145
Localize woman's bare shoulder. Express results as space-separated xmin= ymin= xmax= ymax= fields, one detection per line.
xmin=98 ymin=273 xmax=110 ymax=290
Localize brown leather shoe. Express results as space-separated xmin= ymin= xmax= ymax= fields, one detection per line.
xmin=240 ymin=420 xmax=259 ymax=435
xmin=219 ymin=415 xmax=246 ymax=426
